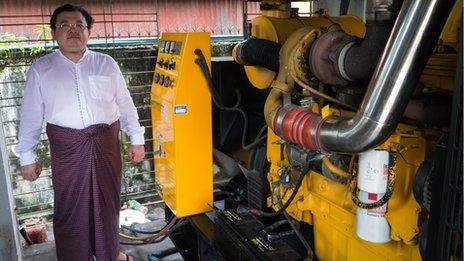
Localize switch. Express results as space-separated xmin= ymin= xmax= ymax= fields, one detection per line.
xmin=169 ymin=61 xmax=176 ymax=70
xmin=174 ymin=41 xmax=182 ymax=54
xmin=169 ymin=42 xmax=176 ymax=53
xmin=154 ymin=73 xmax=160 ymax=84
xmin=163 ymin=60 xmax=169 ymax=69
xmin=164 ymin=76 xmax=171 ymax=87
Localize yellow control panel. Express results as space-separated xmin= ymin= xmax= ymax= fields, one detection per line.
xmin=151 ymin=32 xmax=212 ymax=217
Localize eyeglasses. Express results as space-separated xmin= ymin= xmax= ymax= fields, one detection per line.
xmin=57 ymin=22 xmax=88 ymax=30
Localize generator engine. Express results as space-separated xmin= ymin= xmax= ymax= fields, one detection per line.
xmin=230 ymin=0 xmax=461 ymax=260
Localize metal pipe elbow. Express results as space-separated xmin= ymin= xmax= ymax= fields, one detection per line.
xmin=319 ymin=114 xmax=396 ymax=153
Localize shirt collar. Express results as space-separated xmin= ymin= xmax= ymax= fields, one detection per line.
xmin=57 ymin=48 xmax=90 ymax=64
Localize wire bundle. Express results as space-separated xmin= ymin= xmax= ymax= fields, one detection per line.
xmin=194 ymin=48 xmax=267 ymax=150
xmin=119 ymin=216 xmax=182 ymax=245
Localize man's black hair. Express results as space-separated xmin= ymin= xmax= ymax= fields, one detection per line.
xmin=50 ymin=3 xmax=94 ymax=30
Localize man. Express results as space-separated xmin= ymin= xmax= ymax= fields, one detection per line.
xmin=16 ymin=4 xmax=143 ymax=261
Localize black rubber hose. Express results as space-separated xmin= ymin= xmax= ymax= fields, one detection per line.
xmin=250 ymin=166 xmax=308 ymax=218
xmin=235 ymin=38 xmax=282 ymax=72
xmin=277 ymin=187 xmax=314 ymax=260
xmin=120 ymin=215 xmax=175 ymax=234
xmin=121 ymin=225 xmax=161 ymax=235
xmin=343 ymin=23 xmax=393 ymax=81
xmin=149 ymin=247 xmax=179 ymax=259
xmin=194 ymin=49 xmax=267 ymax=151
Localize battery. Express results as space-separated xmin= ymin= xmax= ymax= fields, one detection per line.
xmin=214 ymin=209 xmax=303 ymax=260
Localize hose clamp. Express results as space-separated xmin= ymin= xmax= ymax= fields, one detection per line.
xmin=337 ymin=42 xmax=356 ymax=82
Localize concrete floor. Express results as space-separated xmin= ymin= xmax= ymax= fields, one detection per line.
xmin=22 ymin=239 xmax=183 ymax=261
xmin=22 ymin=206 xmax=184 ymax=261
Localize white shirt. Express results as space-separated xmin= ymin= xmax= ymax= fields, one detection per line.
xmin=16 ymin=49 xmax=145 ymax=166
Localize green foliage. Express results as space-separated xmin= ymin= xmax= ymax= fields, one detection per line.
xmin=0 ymin=24 xmax=53 ymax=63
xmin=0 ymin=33 xmax=28 ymax=59
xmin=34 ymin=23 xmax=51 ymax=41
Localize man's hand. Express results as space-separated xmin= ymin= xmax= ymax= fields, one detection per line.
xmin=129 ymin=145 xmax=145 ymax=163
xmin=21 ymin=163 xmax=42 ymax=181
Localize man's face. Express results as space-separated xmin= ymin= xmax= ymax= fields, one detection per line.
xmin=52 ymin=11 xmax=90 ymax=54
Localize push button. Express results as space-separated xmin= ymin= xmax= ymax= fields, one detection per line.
xmin=164 ymin=77 xmax=171 ymax=87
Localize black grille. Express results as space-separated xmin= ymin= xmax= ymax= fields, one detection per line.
xmin=425 ymin=27 xmax=463 ymax=261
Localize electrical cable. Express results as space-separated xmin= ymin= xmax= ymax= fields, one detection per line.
xmin=194 ymin=49 xmax=267 ymax=150
xmin=121 ymin=225 xmax=161 ymax=235
xmin=244 ymin=125 xmax=268 ymax=150
xmin=119 ymin=231 xmax=154 ymax=241
xmin=265 ymin=229 xmax=296 ymax=241
xmin=120 ymin=215 xmax=175 ymax=235
xmin=288 ymin=68 xmax=356 ymax=111
xmin=261 ymin=219 xmax=299 ymax=234
xmin=276 ymin=187 xmax=314 ymax=260
xmin=119 ymin=216 xmax=180 ymax=245
xmin=250 ymin=166 xmax=309 ymax=217
xmin=148 ymin=219 xmax=188 ymax=244
xmin=119 ymin=223 xmax=177 ymax=245
xmin=262 ymin=220 xmax=291 ymax=233
xmin=119 ymin=218 xmax=177 ymax=242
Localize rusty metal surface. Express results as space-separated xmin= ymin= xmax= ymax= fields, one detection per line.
xmin=309 ymin=30 xmax=353 ymax=86
xmin=1 ymin=0 xmax=159 ymax=44
xmin=0 ymin=0 xmax=260 ymax=42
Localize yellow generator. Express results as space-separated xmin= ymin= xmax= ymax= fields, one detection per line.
xmin=151 ymin=32 xmax=213 ymax=217
xmin=152 ymin=1 xmax=462 ymax=260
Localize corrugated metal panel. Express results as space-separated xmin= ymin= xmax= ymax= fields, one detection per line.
xmin=158 ymin=0 xmax=243 ymax=35
xmin=0 ymin=0 xmax=159 ymax=43
xmin=0 ymin=0 xmax=260 ymax=40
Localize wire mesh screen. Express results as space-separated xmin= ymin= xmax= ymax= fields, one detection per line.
xmin=0 ymin=0 xmax=160 ymax=224
xmin=435 ymin=41 xmax=463 ymax=261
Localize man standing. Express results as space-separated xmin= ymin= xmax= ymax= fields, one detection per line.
xmin=16 ymin=4 xmax=143 ymax=261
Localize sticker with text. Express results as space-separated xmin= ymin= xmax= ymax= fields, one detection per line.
xmin=174 ymin=104 xmax=187 ymax=114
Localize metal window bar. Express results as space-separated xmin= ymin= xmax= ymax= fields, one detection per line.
xmin=0 ymin=0 xmax=160 ymax=225
xmin=242 ymin=0 xmax=260 ymax=39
